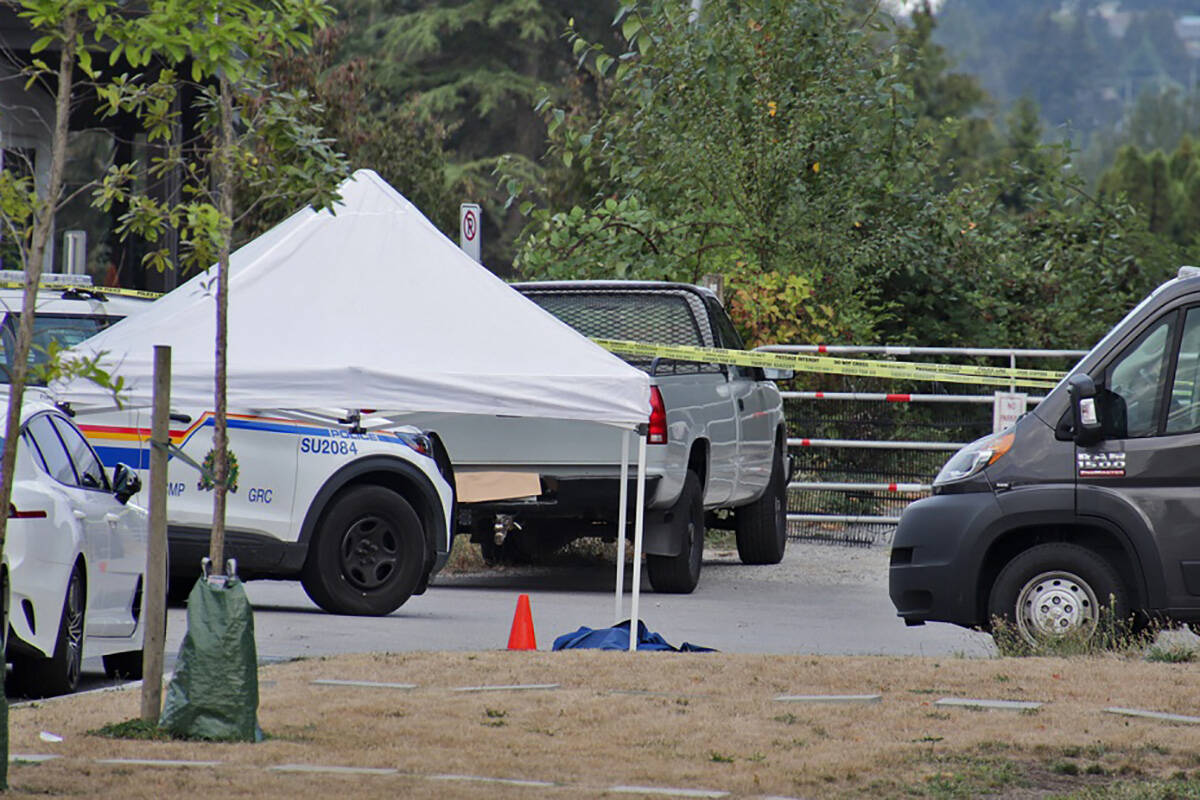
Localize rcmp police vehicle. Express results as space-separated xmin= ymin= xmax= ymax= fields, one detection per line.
xmin=6 ymin=274 xmax=455 ymax=618
xmin=890 ymin=266 xmax=1200 ymax=646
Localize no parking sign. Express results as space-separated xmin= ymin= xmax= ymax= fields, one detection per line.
xmin=459 ymin=203 xmax=482 ymax=263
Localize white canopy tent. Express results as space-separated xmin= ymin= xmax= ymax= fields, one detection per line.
xmin=57 ymin=169 xmax=655 ymax=647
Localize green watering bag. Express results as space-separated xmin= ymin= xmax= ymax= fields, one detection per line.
xmin=159 ymin=569 xmax=262 ymax=741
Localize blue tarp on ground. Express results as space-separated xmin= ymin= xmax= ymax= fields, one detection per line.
xmin=552 ymin=620 xmax=716 ymax=652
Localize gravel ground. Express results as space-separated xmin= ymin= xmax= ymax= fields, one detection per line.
xmin=444 ymin=530 xmax=894 ymax=589
xmin=703 ymin=536 xmax=890 ymax=587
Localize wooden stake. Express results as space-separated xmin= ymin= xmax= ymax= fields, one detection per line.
xmin=141 ymin=345 xmax=170 ymax=721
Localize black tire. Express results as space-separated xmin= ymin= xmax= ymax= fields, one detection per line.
xmin=103 ymin=649 xmax=144 ymax=680
xmin=735 ymin=444 xmax=788 ymax=565
xmin=988 ymin=543 xmax=1129 ymax=647
xmin=647 ymin=471 xmax=704 ymax=594
xmin=12 ymin=568 xmax=85 ymax=697
xmin=301 ymin=485 xmax=426 ymax=616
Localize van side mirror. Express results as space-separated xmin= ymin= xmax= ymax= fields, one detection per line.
xmin=112 ymin=463 xmax=141 ymax=504
xmin=1068 ymin=374 xmax=1103 ymax=446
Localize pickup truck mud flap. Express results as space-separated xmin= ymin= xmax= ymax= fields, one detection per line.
xmin=642 ymin=507 xmax=682 ymax=557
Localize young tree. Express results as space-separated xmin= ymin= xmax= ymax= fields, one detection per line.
xmin=94 ymin=0 xmax=347 ymax=576
xmin=0 ymin=0 xmax=129 ymax=786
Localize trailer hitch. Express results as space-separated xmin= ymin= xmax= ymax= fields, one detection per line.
xmin=493 ymin=513 xmax=522 ymax=546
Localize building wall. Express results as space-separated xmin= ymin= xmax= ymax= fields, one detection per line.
xmin=0 ymin=60 xmax=57 ymax=272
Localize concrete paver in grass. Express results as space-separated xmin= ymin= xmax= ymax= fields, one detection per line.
xmin=609 ymin=786 xmax=729 ymax=798
xmin=267 ymin=764 xmax=399 ymax=775
xmin=1105 ymin=707 xmax=1200 ymax=725
xmin=311 ymin=679 xmax=417 ymax=690
xmin=427 ymin=773 xmax=558 ymax=788
xmin=935 ymin=697 xmax=1042 ymax=711
xmin=451 ymin=683 xmax=560 ymax=692
xmin=95 ymin=758 xmax=222 ymax=768
xmin=774 ymin=693 xmax=882 ymax=704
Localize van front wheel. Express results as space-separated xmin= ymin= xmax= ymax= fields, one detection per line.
xmin=301 ymin=486 xmax=425 ymax=616
xmin=988 ymin=543 xmax=1129 ymax=648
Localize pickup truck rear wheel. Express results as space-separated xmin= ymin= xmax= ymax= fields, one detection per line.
xmin=647 ymin=470 xmax=703 ymax=594
xmin=988 ymin=543 xmax=1130 ymax=648
xmin=301 ymin=485 xmax=425 ymax=616
xmin=735 ymin=444 xmax=788 ymax=565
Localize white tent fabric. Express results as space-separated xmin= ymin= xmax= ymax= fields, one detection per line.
xmin=56 ymin=169 xmax=651 ymax=426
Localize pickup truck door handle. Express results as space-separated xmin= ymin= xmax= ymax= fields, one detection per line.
xmin=72 ymin=509 xmax=87 ymax=520
xmin=737 ymin=398 xmax=745 ymax=412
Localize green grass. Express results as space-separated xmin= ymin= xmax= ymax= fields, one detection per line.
xmin=89 ymin=718 xmax=174 ymax=741
xmin=1054 ymin=778 xmax=1200 ymax=799
xmin=1145 ymin=642 xmax=1198 ymax=663
xmin=990 ymin=605 xmax=1155 ymax=658
xmin=914 ymin=754 xmax=1028 ymax=799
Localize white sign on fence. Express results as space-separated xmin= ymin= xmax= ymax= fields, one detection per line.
xmin=993 ymin=391 xmax=1027 ymax=433
xmin=459 ymin=203 xmax=482 ymax=263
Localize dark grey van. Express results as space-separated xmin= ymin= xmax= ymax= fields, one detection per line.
xmin=889 ymin=266 xmax=1200 ymax=644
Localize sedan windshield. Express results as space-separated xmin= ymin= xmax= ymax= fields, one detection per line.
xmin=0 ymin=314 xmax=116 ymax=384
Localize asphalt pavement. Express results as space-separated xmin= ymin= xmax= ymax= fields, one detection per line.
xmin=177 ymin=542 xmax=994 ymax=660
xmin=57 ymin=541 xmax=993 ymax=698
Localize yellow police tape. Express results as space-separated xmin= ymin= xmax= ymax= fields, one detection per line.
xmin=592 ymin=339 xmax=1064 ymax=390
xmin=0 ymin=278 xmax=1065 ymax=387
xmin=0 ymin=280 xmax=162 ymax=300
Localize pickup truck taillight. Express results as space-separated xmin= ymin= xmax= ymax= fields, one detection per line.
xmin=648 ymin=386 xmax=667 ymax=444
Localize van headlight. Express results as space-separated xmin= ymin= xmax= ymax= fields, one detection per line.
xmin=934 ymin=431 xmax=1014 ymax=485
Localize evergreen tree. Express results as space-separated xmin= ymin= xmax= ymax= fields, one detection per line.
xmin=895 ymin=1 xmax=994 ymax=187
xmin=1099 ymin=139 xmax=1200 ymax=250
xmin=254 ymin=23 xmax=457 ymax=239
xmin=334 ymin=0 xmax=620 ymax=272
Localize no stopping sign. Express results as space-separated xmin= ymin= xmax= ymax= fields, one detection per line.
xmin=459 ymin=203 xmax=482 ymax=263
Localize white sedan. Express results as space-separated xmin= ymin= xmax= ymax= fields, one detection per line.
xmin=3 ymin=395 xmax=147 ymax=697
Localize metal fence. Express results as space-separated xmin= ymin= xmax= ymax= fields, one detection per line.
xmin=760 ymin=345 xmax=1087 ymax=546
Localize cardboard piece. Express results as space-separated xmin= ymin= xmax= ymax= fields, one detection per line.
xmin=456 ymin=471 xmax=541 ymax=503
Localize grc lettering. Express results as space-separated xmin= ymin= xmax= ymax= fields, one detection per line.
xmin=247 ymin=487 xmax=273 ymax=504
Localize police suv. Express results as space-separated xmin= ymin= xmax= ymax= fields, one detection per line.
xmin=6 ymin=274 xmax=455 ymax=617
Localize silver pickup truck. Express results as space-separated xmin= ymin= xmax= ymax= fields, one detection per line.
xmin=400 ymin=280 xmax=790 ymax=594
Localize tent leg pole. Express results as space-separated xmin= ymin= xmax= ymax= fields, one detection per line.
xmin=629 ymin=433 xmax=648 ymax=652
xmin=615 ymin=429 xmax=630 ymax=625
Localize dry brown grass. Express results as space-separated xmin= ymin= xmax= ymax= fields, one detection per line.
xmin=8 ymin=651 xmax=1200 ymax=798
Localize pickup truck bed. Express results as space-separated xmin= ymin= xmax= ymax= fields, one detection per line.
xmin=395 ymin=280 xmax=790 ymax=593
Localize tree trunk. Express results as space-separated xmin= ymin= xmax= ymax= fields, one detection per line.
xmin=208 ymin=74 xmax=235 ymax=575
xmin=0 ymin=13 xmax=79 ymax=788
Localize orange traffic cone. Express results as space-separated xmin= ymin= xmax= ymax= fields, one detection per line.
xmin=507 ymin=594 xmax=537 ymax=650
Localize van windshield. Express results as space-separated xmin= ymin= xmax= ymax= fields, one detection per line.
xmin=0 ymin=313 xmax=118 ymax=384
